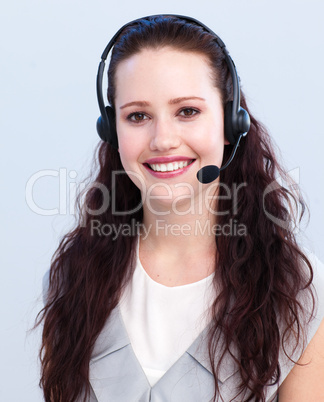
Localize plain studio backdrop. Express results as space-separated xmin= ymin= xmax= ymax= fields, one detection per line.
xmin=1 ymin=0 xmax=323 ymax=400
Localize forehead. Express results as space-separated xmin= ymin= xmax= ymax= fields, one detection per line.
xmin=114 ymin=47 xmax=217 ymax=103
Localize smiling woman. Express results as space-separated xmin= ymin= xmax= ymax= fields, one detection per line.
xmin=115 ymin=48 xmax=226 ymax=202
xmin=36 ymin=15 xmax=324 ymax=402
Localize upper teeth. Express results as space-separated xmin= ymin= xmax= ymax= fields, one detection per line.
xmin=149 ymin=160 xmax=191 ymax=172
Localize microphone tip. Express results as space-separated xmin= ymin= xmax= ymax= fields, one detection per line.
xmin=197 ymin=165 xmax=220 ymax=184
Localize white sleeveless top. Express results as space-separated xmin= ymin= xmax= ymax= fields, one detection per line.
xmin=119 ymin=245 xmax=215 ymax=386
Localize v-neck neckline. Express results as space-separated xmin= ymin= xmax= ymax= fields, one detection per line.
xmin=90 ymin=304 xmax=238 ymax=387
xmin=89 ymin=305 xmax=281 ymax=401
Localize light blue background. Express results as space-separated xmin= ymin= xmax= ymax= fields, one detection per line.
xmin=1 ymin=1 xmax=323 ymax=400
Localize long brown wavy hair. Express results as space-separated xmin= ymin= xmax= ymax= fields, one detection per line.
xmin=36 ymin=16 xmax=315 ymax=401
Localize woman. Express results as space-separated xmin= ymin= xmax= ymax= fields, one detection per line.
xmin=38 ymin=15 xmax=324 ymax=401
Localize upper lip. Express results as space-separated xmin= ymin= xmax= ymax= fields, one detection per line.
xmin=144 ymin=156 xmax=195 ymax=164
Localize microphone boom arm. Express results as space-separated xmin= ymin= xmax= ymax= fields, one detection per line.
xmin=220 ymin=133 xmax=243 ymax=172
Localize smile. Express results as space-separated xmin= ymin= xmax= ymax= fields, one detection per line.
xmin=147 ymin=160 xmax=193 ymax=172
xmin=143 ymin=157 xmax=196 ymax=178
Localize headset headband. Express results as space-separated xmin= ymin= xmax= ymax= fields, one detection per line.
xmin=96 ymin=14 xmax=250 ymax=150
xmin=97 ymin=15 xmax=241 ymax=132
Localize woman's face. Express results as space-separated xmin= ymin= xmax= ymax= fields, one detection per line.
xmin=114 ymin=47 xmax=227 ymax=213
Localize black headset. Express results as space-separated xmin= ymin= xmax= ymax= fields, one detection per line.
xmin=96 ymin=14 xmax=250 ymax=152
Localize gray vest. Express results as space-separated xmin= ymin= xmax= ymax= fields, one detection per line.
xmin=43 ymin=251 xmax=324 ymax=401
xmin=89 ymin=306 xmax=279 ymax=401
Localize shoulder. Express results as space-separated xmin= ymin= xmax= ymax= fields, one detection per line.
xmin=278 ymin=251 xmax=324 ymax=401
xmin=278 ymin=317 xmax=324 ymax=400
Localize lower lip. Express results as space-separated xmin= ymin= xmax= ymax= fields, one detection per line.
xmin=143 ymin=161 xmax=195 ymax=179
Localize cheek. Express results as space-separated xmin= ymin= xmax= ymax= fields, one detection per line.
xmin=118 ymin=141 xmax=135 ymax=169
xmin=116 ymin=119 xmax=145 ymax=160
xmin=118 ymin=147 xmax=145 ymax=191
xmin=194 ymin=121 xmax=225 ymax=153
xmin=116 ymin=126 xmax=137 ymax=163
xmin=117 ymin=129 xmax=148 ymax=190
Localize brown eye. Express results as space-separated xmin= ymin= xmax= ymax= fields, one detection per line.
xmin=128 ymin=112 xmax=147 ymax=122
xmin=134 ymin=113 xmax=145 ymax=121
xmin=179 ymin=108 xmax=199 ymax=117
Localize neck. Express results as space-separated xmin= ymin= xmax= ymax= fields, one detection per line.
xmin=140 ymin=197 xmax=217 ymax=258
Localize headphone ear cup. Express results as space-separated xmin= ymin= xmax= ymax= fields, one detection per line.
xmin=96 ymin=106 xmax=118 ymax=149
xmin=105 ymin=106 xmax=118 ymax=148
xmin=237 ymin=107 xmax=251 ymax=135
xmin=96 ymin=115 xmax=108 ymax=142
xmin=224 ymin=101 xmax=236 ymax=145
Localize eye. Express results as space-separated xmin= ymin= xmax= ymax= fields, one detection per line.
xmin=178 ymin=108 xmax=200 ymax=118
xmin=127 ymin=112 xmax=148 ymax=123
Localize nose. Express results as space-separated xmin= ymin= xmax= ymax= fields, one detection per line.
xmin=149 ymin=118 xmax=181 ymax=152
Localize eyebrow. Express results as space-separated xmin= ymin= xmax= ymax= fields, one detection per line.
xmin=169 ymin=96 xmax=205 ymax=105
xmin=119 ymin=96 xmax=205 ymax=109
